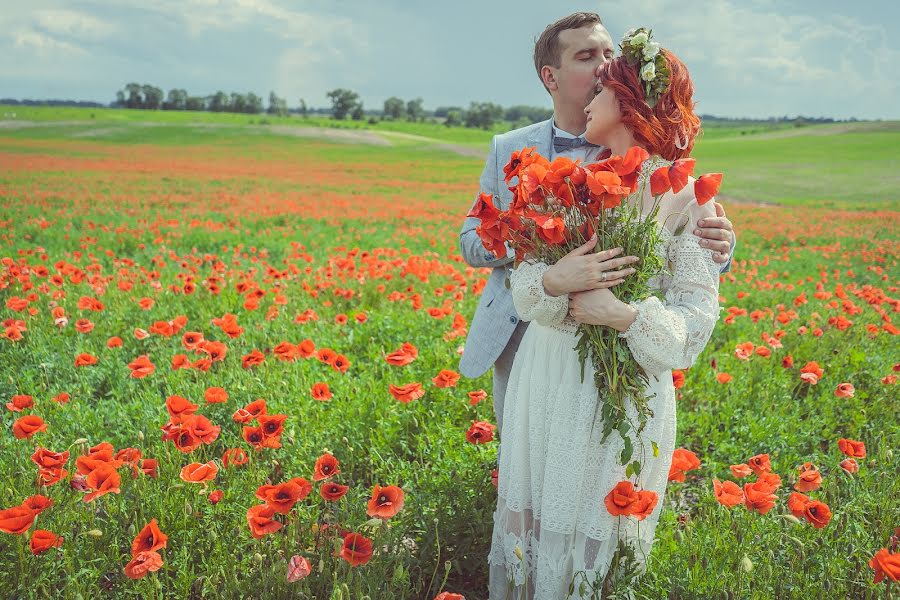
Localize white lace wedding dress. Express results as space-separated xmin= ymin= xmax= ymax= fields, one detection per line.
xmin=487 ymin=183 xmax=722 ymax=599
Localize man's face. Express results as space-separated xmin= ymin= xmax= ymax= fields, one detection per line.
xmin=547 ymin=24 xmax=615 ymax=113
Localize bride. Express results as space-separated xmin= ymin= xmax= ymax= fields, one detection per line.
xmin=488 ymin=29 xmax=722 ymax=599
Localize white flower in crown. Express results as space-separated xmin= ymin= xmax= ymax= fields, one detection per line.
xmin=640 ymin=61 xmax=656 ymax=82
xmin=642 ymin=41 xmax=660 ymax=60
xmin=623 ymin=28 xmax=638 ymax=39
xmin=630 ymin=31 xmax=649 ymax=46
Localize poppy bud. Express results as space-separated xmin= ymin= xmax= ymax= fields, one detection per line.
xmin=782 ymin=514 xmax=802 ymax=525
xmin=184 ymin=501 xmax=193 ymax=516
xmin=254 ymin=553 xmax=264 ymax=564
xmin=73 ymin=438 xmax=88 ymax=445
xmin=85 ymin=529 xmax=103 ymax=537
xmin=137 ymin=431 xmax=144 ymax=441
xmin=741 ymin=556 xmax=753 ymax=572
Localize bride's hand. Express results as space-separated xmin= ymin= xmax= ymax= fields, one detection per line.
xmin=569 ymin=289 xmax=638 ymax=330
xmin=542 ymin=235 xmax=640 ymax=297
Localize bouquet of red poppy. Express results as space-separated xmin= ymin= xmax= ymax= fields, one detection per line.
xmin=469 ymin=146 xmax=721 ymax=471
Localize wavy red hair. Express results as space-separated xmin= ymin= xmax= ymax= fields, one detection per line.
xmin=596 ymin=49 xmax=700 ymax=160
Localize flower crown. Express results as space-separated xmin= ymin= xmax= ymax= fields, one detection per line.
xmin=620 ymin=27 xmax=670 ymax=108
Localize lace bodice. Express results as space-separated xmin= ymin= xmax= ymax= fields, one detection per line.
xmin=510 ymin=227 xmax=721 ymax=376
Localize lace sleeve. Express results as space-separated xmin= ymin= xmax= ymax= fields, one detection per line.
xmin=510 ymin=261 xmax=569 ymax=327
xmin=618 ymin=234 xmax=721 ymax=375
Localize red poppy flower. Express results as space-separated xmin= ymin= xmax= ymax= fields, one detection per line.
xmin=668 ymin=158 xmax=695 ymax=193
xmin=204 ymin=387 xmax=228 ymax=404
xmin=84 ymin=464 xmax=122 ymax=502
xmin=432 ymin=370 xmax=460 ymax=388
xmin=837 ymin=438 xmax=866 ymax=458
xmin=742 ymin=479 xmax=777 ymax=514
xmin=667 ymin=448 xmax=701 ymax=482
xmin=311 ymin=382 xmax=332 ymax=401
xmin=74 ymin=353 xmax=98 ymax=367
xmin=13 ymin=415 xmax=47 ymax=439
xmin=256 ymin=480 xmax=306 ymax=514
xmin=223 ymin=447 xmax=249 ymax=467
xmin=367 ymin=485 xmax=405 ymax=520
xmin=320 ymin=482 xmax=350 ymax=501
xmin=314 ymin=453 xmax=340 ymax=481
xmin=694 ymin=173 xmax=722 ymax=205
xmin=128 ymin=355 xmax=155 ymax=378
xmin=30 ymin=530 xmax=63 ymax=555
xmin=712 ymin=479 xmax=743 ymax=508
xmin=466 ymin=421 xmax=496 ymax=444
xmin=389 ymin=383 xmax=425 ymax=403
xmin=246 ymin=504 xmax=282 ymax=539
xmin=0 ymin=504 xmax=35 ymax=535
xmin=131 ymin=519 xmax=168 ymax=556
xmin=179 ymin=462 xmax=218 ymax=484
xmin=124 ymin=551 xmax=164 ymax=579
xmin=340 ymin=532 xmax=374 ymax=567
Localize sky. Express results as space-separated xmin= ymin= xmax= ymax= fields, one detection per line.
xmin=2 ymin=0 xmax=899 ymax=120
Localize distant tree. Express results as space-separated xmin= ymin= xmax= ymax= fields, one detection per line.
xmin=444 ymin=109 xmax=462 ymax=127
xmin=209 ymin=91 xmax=229 ymax=112
xmin=267 ymin=91 xmax=288 ymax=116
xmin=115 ymin=90 xmax=125 ymax=108
xmin=326 ymin=88 xmax=360 ymax=120
xmin=124 ymin=83 xmax=143 ymax=109
xmin=465 ymin=101 xmax=504 ymax=129
xmin=185 ymin=96 xmax=206 ymax=111
xmin=298 ymin=98 xmax=308 ymax=117
xmin=383 ymin=96 xmax=404 ymax=120
xmin=351 ymin=104 xmax=365 ymax=120
xmin=245 ymin=93 xmax=263 ymax=114
xmin=434 ymin=105 xmax=462 ymax=118
xmin=142 ymin=85 xmax=163 ymax=110
xmin=165 ymin=88 xmax=188 ymax=110
xmin=406 ymin=97 xmax=424 ymax=122
xmin=229 ymin=93 xmax=247 ymax=113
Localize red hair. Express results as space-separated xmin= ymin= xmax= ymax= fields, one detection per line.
xmin=596 ymin=49 xmax=700 ymax=160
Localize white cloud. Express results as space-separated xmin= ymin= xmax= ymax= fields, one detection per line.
xmin=33 ymin=9 xmax=116 ymax=39
xmin=12 ymin=28 xmax=88 ymax=56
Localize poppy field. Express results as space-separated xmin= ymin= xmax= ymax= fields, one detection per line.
xmin=0 ymin=115 xmax=898 ymax=599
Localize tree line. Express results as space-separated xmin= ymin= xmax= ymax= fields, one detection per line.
xmin=108 ymin=83 xmax=553 ymax=129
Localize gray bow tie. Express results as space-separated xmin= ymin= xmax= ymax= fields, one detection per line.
xmin=553 ymin=136 xmax=600 ymax=153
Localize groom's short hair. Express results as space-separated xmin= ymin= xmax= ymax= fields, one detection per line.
xmin=533 ymin=12 xmax=604 ymax=92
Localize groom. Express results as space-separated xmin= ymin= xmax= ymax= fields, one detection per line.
xmin=458 ymin=12 xmax=736 ymax=438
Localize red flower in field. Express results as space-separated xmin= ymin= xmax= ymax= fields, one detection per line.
xmin=84 ymin=464 xmax=122 ymax=502
xmin=124 ymin=551 xmax=164 ymax=579
xmin=179 ymin=462 xmax=218 ymax=484
xmin=742 ymin=479 xmax=777 ymax=514
xmin=604 ymin=481 xmax=658 ymax=520
xmin=788 ymin=492 xmax=811 ymax=519
xmin=13 ymin=415 xmax=47 ymax=439
xmin=803 ymin=500 xmax=832 ymax=528
xmin=367 ymin=485 xmax=405 ymax=520
xmin=838 ymin=438 xmax=866 ymax=458
xmin=296 ymin=339 xmax=316 ymax=358
xmin=317 ymin=348 xmax=337 ymax=365
xmin=182 ymin=331 xmax=204 ymax=350
xmin=141 ymin=459 xmax=158 ymax=478
xmin=287 ymin=555 xmax=312 ymax=582
xmin=233 ymin=399 xmax=267 ymax=423
xmin=171 ymin=354 xmax=191 ymax=370
xmin=334 ymin=314 xmax=348 ymax=325
xmin=712 ymin=479 xmax=744 ymax=508
xmin=320 ymin=482 xmax=350 ymax=501
xmin=747 ymin=454 xmax=771 ymax=475
xmin=0 ymin=504 xmax=35 ymax=534
xmin=241 ymin=350 xmax=266 ymax=369
xmin=30 ymin=530 xmax=63 ymax=555
xmin=128 ymin=355 xmax=155 ymax=378
xmin=468 ymin=389 xmax=488 ymax=406
xmin=757 ymin=471 xmax=782 ymax=490
xmin=243 ymin=425 xmax=265 ymax=449
xmin=729 ymin=463 xmax=752 ymax=478
xmin=869 ymin=548 xmax=900 ymax=584
xmin=311 ymin=382 xmax=332 ymax=401
xmin=668 ymin=448 xmax=701 ymax=482
xmin=340 ymin=532 xmax=374 ymax=567
xmin=131 ymin=519 xmax=168 ymax=556
xmin=434 ymin=593 xmax=466 ymax=600
xmin=794 ymin=462 xmax=822 ymax=492
xmin=734 ymin=342 xmax=754 ymax=360
xmin=77 ymin=296 xmax=104 ymax=312
xmin=74 ymin=353 xmax=98 ymax=367
xmin=694 ymin=173 xmax=722 ymax=205
xmin=274 ymin=341 xmax=298 ymax=362
xmin=247 ymin=504 xmax=282 ymax=539
xmin=258 ymin=414 xmax=287 ymax=445
xmin=75 ymin=319 xmax=94 ymax=334
xmin=839 ymin=458 xmax=859 ymax=474
xmin=23 ymin=495 xmax=52 ymax=516
xmin=134 ymin=328 xmax=150 ymax=340
xmin=314 ymin=453 xmax=340 ymax=481
xmin=256 ymin=480 xmax=308 ymax=514
xmin=834 ymin=383 xmax=855 ymax=398
xmin=433 ymin=369 xmax=460 ymax=388
xmin=671 ymin=371 xmax=685 ymax=389
xmin=782 ymin=354 xmax=794 ymax=368
xmin=466 ymin=421 xmax=496 ymax=444
xmin=204 ymin=387 xmax=228 ymax=404
xmin=6 ymin=394 xmax=33 ymax=412
xmin=53 ymin=392 xmax=70 ymax=404
xmin=332 ymin=354 xmax=350 ymax=373
xmin=223 ymin=447 xmax=249 ymax=468
xmin=799 ymin=361 xmax=823 ymax=385
xmin=199 ymin=340 xmax=226 ymax=362
xmin=208 ymin=490 xmax=223 ymax=504
xmin=165 ymin=395 xmax=198 ymax=418
xmin=389 ymin=383 xmax=425 ymax=403
xmin=716 ymin=372 xmax=732 ymax=384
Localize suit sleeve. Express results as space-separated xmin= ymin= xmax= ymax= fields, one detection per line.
xmin=459 ymin=135 xmax=516 ymax=268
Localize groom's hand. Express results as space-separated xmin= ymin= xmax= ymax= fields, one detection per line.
xmin=695 ymin=201 xmax=734 ymax=263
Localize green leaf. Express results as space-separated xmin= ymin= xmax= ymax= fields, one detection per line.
xmin=621 ymin=437 xmax=633 ymax=465
xmin=652 ymin=441 xmax=659 ymax=457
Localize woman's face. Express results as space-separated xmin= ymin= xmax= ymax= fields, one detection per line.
xmin=583 ymin=80 xmax=622 ymax=144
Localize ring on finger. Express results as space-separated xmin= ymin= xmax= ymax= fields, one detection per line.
xmin=600 ymin=272 xmax=606 ymax=282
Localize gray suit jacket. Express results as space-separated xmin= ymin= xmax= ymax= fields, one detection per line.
xmin=457 ymin=118 xmax=734 ymax=379
xmin=458 ymin=119 xmax=555 ymax=378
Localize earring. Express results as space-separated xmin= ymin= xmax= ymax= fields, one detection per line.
xmin=674 ymin=131 xmax=689 ymax=150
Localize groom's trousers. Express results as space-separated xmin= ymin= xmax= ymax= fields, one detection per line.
xmin=492 ymin=320 xmax=529 ymax=446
